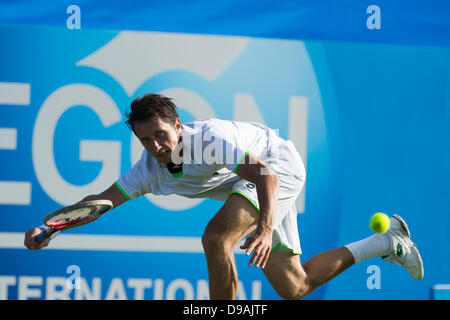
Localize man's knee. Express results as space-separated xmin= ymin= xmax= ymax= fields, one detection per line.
xmin=263 ymin=251 xmax=311 ymax=300
xmin=275 ymin=281 xmax=309 ymax=300
xmin=201 ymin=227 xmax=233 ymax=253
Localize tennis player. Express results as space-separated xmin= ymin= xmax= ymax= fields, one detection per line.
xmin=25 ymin=94 xmax=423 ymax=299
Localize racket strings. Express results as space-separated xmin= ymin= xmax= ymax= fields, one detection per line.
xmin=47 ymin=207 xmax=95 ymax=227
xmin=47 ymin=215 xmax=93 ymax=227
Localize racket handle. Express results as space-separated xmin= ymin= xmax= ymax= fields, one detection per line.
xmin=35 ymin=229 xmax=47 ymax=244
xmin=35 ymin=225 xmax=53 ymax=244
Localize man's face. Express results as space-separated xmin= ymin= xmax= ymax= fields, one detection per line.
xmin=134 ymin=117 xmax=182 ymax=164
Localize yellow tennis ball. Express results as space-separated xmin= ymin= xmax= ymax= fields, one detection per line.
xmin=370 ymin=212 xmax=391 ymax=233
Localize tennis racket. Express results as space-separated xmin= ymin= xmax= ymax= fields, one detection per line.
xmin=35 ymin=199 xmax=113 ymax=244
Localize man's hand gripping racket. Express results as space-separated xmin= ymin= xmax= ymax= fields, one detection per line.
xmin=24 ymin=200 xmax=112 ymax=250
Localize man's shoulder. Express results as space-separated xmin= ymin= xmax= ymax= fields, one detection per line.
xmin=183 ymin=118 xmax=232 ymax=128
xmin=182 ymin=118 xmax=270 ymax=142
xmin=183 ymin=118 xmax=234 ymax=136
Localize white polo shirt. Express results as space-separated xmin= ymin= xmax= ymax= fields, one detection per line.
xmin=115 ymin=118 xmax=285 ymax=201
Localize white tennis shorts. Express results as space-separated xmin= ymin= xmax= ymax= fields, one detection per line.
xmin=230 ymin=140 xmax=306 ymax=255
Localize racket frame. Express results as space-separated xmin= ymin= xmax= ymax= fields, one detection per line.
xmin=35 ymin=199 xmax=113 ymax=244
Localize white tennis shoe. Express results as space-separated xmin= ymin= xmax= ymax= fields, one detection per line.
xmin=381 ymin=214 xmax=424 ymax=280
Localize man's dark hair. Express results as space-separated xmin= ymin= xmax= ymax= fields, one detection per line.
xmin=125 ymin=93 xmax=179 ymax=133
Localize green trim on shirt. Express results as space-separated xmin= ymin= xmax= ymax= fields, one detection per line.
xmin=233 ymin=150 xmax=250 ymax=173
xmin=171 ymin=171 xmax=184 ymax=178
xmin=114 ymin=181 xmax=131 ymax=201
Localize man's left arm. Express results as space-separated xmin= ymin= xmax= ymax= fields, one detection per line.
xmin=235 ymin=151 xmax=280 ymax=269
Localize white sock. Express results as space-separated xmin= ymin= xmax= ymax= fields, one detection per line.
xmin=345 ymin=234 xmax=391 ymax=264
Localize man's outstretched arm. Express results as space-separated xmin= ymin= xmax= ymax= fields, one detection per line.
xmin=24 ymin=183 xmax=129 ymax=250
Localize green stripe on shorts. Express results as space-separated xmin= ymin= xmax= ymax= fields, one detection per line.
xmin=230 ymin=190 xmax=260 ymax=212
xmin=271 ymin=242 xmax=302 ymax=255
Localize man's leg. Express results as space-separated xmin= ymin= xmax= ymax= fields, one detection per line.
xmin=202 ymin=192 xmax=421 ymax=299
xmin=262 ymin=247 xmax=355 ymax=300
xmin=201 ymin=193 xmax=259 ymax=300
xmin=202 ymin=192 xmax=357 ymax=300
xmin=264 ymin=214 xmax=424 ymax=299
xmin=202 ymin=192 xmax=359 ymax=300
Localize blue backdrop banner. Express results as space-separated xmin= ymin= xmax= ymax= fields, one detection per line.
xmin=0 ymin=24 xmax=449 ymax=300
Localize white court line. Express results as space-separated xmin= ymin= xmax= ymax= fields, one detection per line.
xmin=0 ymin=232 xmax=246 ymax=254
